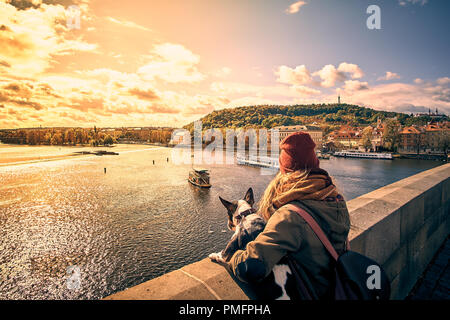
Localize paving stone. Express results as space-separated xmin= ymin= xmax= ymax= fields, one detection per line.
xmin=408 ymin=236 xmax=450 ymax=300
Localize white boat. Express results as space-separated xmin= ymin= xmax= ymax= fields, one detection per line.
xmin=236 ymin=155 xmax=280 ymax=169
xmin=334 ymin=151 xmax=393 ymax=160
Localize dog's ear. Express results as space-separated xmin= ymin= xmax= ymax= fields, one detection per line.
xmin=244 ymin=188 xmax=254 ymax=206
xmin=219 ymin=196 xmax=237 ymax=215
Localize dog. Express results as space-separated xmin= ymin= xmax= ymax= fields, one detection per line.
xmin=209 ymin=188 xmax=298 ymax=300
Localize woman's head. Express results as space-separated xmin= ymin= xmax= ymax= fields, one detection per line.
xmin=258 ymin=131 xmax=333 ymax=221
xmin=279 ymin=131 xmax=319 ymax=173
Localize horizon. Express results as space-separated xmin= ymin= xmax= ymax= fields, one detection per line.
xmin=0 ymin=101 xmax=447 ymax=131
xmin=1 ymin=0 xmax=449 ymax=129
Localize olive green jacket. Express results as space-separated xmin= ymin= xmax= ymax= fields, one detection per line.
xmin=228 ymin=199 xmax=350 ymax=298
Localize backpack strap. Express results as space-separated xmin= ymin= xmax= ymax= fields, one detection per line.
xmin=283 ymin=203 xmax=340 ymax=261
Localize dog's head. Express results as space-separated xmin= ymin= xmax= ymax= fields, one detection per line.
xmin=219 ymin=187 xmax=255 ymax=231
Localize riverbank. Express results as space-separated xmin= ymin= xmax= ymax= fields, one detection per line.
xmin=0 ymin=144 xmax=157 ymax=167
xmin=397 ymin=153 xmax=448 ymax=161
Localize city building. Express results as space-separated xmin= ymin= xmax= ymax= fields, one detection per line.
xmin=272 ymin=125 xmax=323 ymax=149
xmin=398 ymin=126 xmax=423 ymax=154
xmin=398 ymin=122 xmax=449 ymax=155
xmin=327 ymin=125 xmax=361 ymax=149
xmin=414 ymin=108 xmax=447 ymax=120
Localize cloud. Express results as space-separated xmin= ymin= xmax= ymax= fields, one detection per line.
xmin=335 ymin=81 xmax=450 ymax=115
xmin=377 ymin=71 xmax=401 ymax=81
xmin=148 ymin=104 xmax=179 ymax=114
xmin=292 ymin=85 xmax=321 ymax=95
xmin=312 ymin=63 xmax=364 ymax=88
xmin=312 ymin=65 xmax=345 ymax=88
xmin=0 ymin=60 xmax=11 ymax=68
xmin=285 ymin=1 xmax=307 ymax=14
xmin=343 ymin=80 xmax=370 ymax=92
xmin=275 ymin=65 xmax=312 ymax=85
xmin=128 ymin=88 xmax=160 ymax=101
xmin=0 ymin=1 xmax=98 ymax=77
xmin=137 ymin=43 xmax=205 ymax=83
xmin=398 ymin=0 xmax=428 ymax=6
xmin=275 ymin=63 xmax=363 ymax=92
xmin=213 ymin=67 xmax=232 ymax=78
xmin=393 ymin=104 xmax=431 ymax=113
xmin=436 ymin=77 xmax=450 ymax=85
xmin=0 ymin=80 xmax=49 ymax=110
xmin=105 ymin=16 xmax=151 ymax=32
xmin=210 ymin=81 xmax=321 ymax=102
xmin=337 ymin=63 xmax=364 ymax=79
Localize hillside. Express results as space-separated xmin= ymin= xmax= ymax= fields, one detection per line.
xmin=183 ymin=104 xmax=415 ymax=131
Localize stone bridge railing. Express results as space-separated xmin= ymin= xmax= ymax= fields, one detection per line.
xmin=104 ymin=163 xmax=450 ymax=300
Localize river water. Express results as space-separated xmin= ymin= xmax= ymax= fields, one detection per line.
xmin=0 ymin=145 xmax=443 ymax=299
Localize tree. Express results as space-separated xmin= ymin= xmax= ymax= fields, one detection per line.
xmin=104 ymin=134 xmax=114 ymax=146
xmin=51 ymin=132 xmax=63 ymax=145
xmin=44 ymin=132 xmax=52 ymax=145
xmin=26 ymin=130 xmax=39 ymax=145
xmin=361 ymin=127 xmax=373 ymax=151
xmin=64 ymin=129 xmax=75 ymax=145
xmin=437 ymin=130 xmax=450 ymax=157
xmin=382 ymin=119 xmax=401 ymax=151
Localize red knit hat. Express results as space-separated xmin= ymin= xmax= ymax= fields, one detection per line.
xmin=279 ymin=131 xmax=319 ymax=173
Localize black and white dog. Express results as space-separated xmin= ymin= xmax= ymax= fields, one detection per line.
xmin=209 ymin=188 xmax=298 ymax=300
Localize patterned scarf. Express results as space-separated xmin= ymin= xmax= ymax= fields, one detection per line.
xmin=270 ymin=168 xmax=339 ymax=213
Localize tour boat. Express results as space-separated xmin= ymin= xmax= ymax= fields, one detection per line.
xmin=188 ymin=169 xmax=212 ymax=188
xmin=236 ymin=155 xmax=280 ymax=169
xmin=334 ymin=151 xmax=393 ymax=160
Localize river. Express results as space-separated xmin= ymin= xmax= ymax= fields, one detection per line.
xmin=0 ymin=144 xmax=443 ymax=299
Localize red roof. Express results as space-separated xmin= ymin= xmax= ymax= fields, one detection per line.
xmin=400 ymin=126 xmax=422 ymax=134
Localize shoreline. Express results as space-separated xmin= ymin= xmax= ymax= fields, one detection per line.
xmin=0 ymin=143 xmax=162 ymax=167
xmin=0 ymin=143 xmax=446 ymax=168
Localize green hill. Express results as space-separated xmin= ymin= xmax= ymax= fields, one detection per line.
xmin=184 ymin=103 xmax=412 ymax=131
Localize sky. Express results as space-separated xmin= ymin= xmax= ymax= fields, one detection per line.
xmin=0 ymin=0 xmax=449 ymax=129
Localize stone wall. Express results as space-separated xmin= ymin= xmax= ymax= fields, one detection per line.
xmin=104 ymin=163 xmax=450 ymax=300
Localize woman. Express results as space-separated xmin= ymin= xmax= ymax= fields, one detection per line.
xmin=227 ymin=131 xmax=350 ymax=299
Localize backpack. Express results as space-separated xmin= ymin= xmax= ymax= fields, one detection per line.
xmin=283 ymin=203 xmax=391 ymax=300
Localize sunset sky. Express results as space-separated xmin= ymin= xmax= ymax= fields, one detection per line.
xmin=0 ymin=0 xmax=449 ymax=129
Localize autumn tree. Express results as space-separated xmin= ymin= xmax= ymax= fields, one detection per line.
xmin=104 ymin=134 xmax=114 ymax=146
xmin=51 ymin=132 xmax=63 ymax=145
xmin=382 ymin=119 xmax=401 ymax=151
xmin=437 ymin=130 xmax=450 ymax=157
xmin=361 ymin=127 xmax=373 ymax=151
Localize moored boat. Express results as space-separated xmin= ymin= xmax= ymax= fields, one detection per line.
xmin=334 ymin=151 xmax=393 ymax=160
xmin=236 ymin=155 xmax=280 ymax=169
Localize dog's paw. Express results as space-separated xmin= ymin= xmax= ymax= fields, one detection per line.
xmin=208 ymin=252 xmax=226 ymax=265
